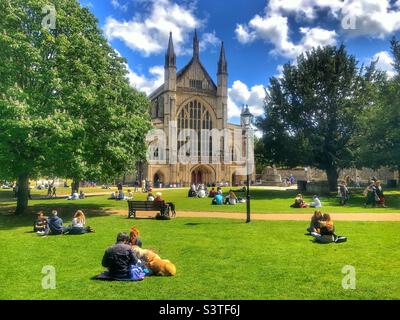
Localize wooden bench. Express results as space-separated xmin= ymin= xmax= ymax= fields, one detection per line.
xmin=127 ymin=201 xmax=174 ymax=219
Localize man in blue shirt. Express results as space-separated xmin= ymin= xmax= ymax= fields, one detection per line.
xmin=48 ymin=210 xmax=67 ymax=235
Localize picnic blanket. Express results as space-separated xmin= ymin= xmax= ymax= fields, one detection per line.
xmin=93 ymin=266 xmax=147 ymax=282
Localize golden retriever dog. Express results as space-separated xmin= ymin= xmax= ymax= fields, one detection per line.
xmin=131 ymin=245 xmax=176 ymax=276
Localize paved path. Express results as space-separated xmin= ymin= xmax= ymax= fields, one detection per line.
xmin=111 ymin=210 xmax=400 ymax=221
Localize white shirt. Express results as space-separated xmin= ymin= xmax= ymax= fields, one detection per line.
xmin=312 ymin=198 xmax=322 ymax=208
xmin=197 ymin=190 xmax=206 ymax=198
xmin=72 ymin=218 xmax=84 ymax=228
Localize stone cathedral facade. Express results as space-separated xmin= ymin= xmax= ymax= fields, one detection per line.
xmin=142 ymin=32 xmax=252 ymax=187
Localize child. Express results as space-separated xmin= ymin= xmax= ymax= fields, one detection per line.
xmin=34 ymin=211 xmax=49 ymax=235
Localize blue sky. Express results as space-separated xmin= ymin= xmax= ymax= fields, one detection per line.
xmin=79 ymin=0 xmax=400 ymax=124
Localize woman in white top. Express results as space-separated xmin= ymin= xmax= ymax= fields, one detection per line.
xmin=72 ymin=210 xmax=86 ymax=228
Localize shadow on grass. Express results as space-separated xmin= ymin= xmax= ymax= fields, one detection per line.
xmin=0 ymin=203 xmax=117 ymax=231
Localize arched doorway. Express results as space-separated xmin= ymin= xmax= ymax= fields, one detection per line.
xmin=153 ymin=171 xmax=165 ymax=188
xmin=232 ymin=173 xmax=237 ymax=186
xmin=190 ymin=165 xmax=215 ymax=186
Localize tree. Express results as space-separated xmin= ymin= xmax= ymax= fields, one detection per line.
xmin=257 ymin=45 xmax=378 ymax=191
xmin=0 ymin=0 xmax=151 ymax=214
xmin=356 ymin=38 xmax=400 ymax=176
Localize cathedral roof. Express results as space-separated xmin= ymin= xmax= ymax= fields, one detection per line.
xmin=176 ymin=57 xmax=217 ymax=90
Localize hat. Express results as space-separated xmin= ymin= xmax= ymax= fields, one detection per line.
xmin=156 ymin=192 xmax=162 ymax=197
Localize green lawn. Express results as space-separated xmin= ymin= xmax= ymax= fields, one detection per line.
xmin=1 ymin=187 xmax=399 ymax=215
xmin=0 ymin=211 xmax=399 ymax=300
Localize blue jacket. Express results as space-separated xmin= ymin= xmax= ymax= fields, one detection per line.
xmin=48 ymin=216 xmax=64 ymax=234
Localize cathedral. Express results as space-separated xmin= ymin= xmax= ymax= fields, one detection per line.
xmin=142 ymin=31 xmax=253 ymax=187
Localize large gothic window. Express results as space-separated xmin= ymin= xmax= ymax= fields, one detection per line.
xmin=177 ymin=100 xmax=213 ymax=158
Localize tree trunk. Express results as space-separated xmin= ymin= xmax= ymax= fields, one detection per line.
xmin=71 ymin=179 xmax=80 ymax=195
xmin=15 ymin=174 xmax=30 ymax=215
xmin=326 ymin=167 xmax=339 ymax=192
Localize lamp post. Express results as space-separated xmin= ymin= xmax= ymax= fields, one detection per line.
xmin=241 ymin=105 xmax=253 ymax=223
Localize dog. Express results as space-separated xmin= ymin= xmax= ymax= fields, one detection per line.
xmin=131 ymin=245 xmax=176 ymax=276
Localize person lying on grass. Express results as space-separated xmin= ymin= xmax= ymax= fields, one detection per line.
xmin=290 ymin=194 xmax=308 ymax=208
xmin=34 ymin=211 xmax=49 ymax=235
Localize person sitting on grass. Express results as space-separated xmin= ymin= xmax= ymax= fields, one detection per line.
xmin=67 ymin=190 xmax=80 ymax=200
xmin=310 ymin=195 xmax=322 ymax=208
xmin=79 ymin=190 xmax=85 ymax=199
xmin=48 ymin=210 xmax=66 ymax=235
xmin=125 ymin=189 xmax=134 ymax=200
xmin=129 ymin=226 xmax=143 ymax=248
xmin=225 ymin=191 xmax=238 ymax=205
xmin=197 ymin=188 xmax=206 ymax=198
xmin=216 ymin=186 xmax=223 ymax=195
xmin=117 ymin=190 xmax=125 ymax=201
xmin=34 ymin=211 xmax=49 ymax=235
xmin=65 ymin=210 xmax=94 ymax=235
xmin=209 ymin=187 xmax=216 ymax=198
xmin=310 ymin=213 xmax=346 ymax=243
xmin=375 ymin=180 xmax=387 ymax=208
xmin=212 ymin=193 xmax=223 ymax=205
xmin=306 ymin=210 xmax=323 ymax=234
xmin=102 ymin=232 xmax=139 ymax=280
xmin=290 ymin=194 xmax=308 ymax=208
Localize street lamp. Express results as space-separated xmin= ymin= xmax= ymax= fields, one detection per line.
xmin=241 ymin=105 xmax=253 ymax=223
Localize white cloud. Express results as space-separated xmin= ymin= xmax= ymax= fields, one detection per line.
xmin=236 ymin=0 xmax=400 ymax=59
xmin=340 ymin=0 xmax=400 ymax=38
xmin=104 ymin=0 xmax=200 ymax=56
xmin=368 ymin=51 xmax=395 ymax=78
xmin=200 ymin=32 xmax=220 ymax=51
xmin=111 ymin=0 xmax=128 ymax=12
xmin=236 ymin=14 xmax=337 ymax=59
xmin=228 ymin=80 xmax=265 ymax=121
xmin=126 ymin=65 xmax=164 ymax=95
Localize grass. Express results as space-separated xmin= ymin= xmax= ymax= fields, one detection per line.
xmin=0 ymin=211 xmax=399 ymax=300
xmin=1 ymin=187 xmax=400 ymax=215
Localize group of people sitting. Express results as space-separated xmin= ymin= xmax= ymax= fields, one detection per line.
xmin=67 ymin=190 xmax=85 ymax=200
xmin=100 ymin=226 xmax=176 ymax=281
xmin=110 ymin=189 xmax=134 ymax=201
xmin=306 ymin=211 xmax=347 ymax=243
xmin=290 ymin=194 xmax=322 ymax=208
xmin=188 ymin=184 xmax=246 ymax=206
xmin=33 ymin=210 xmax=95 ymax=236
xmin=188 ymin=184 xmax=210 ymax=198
